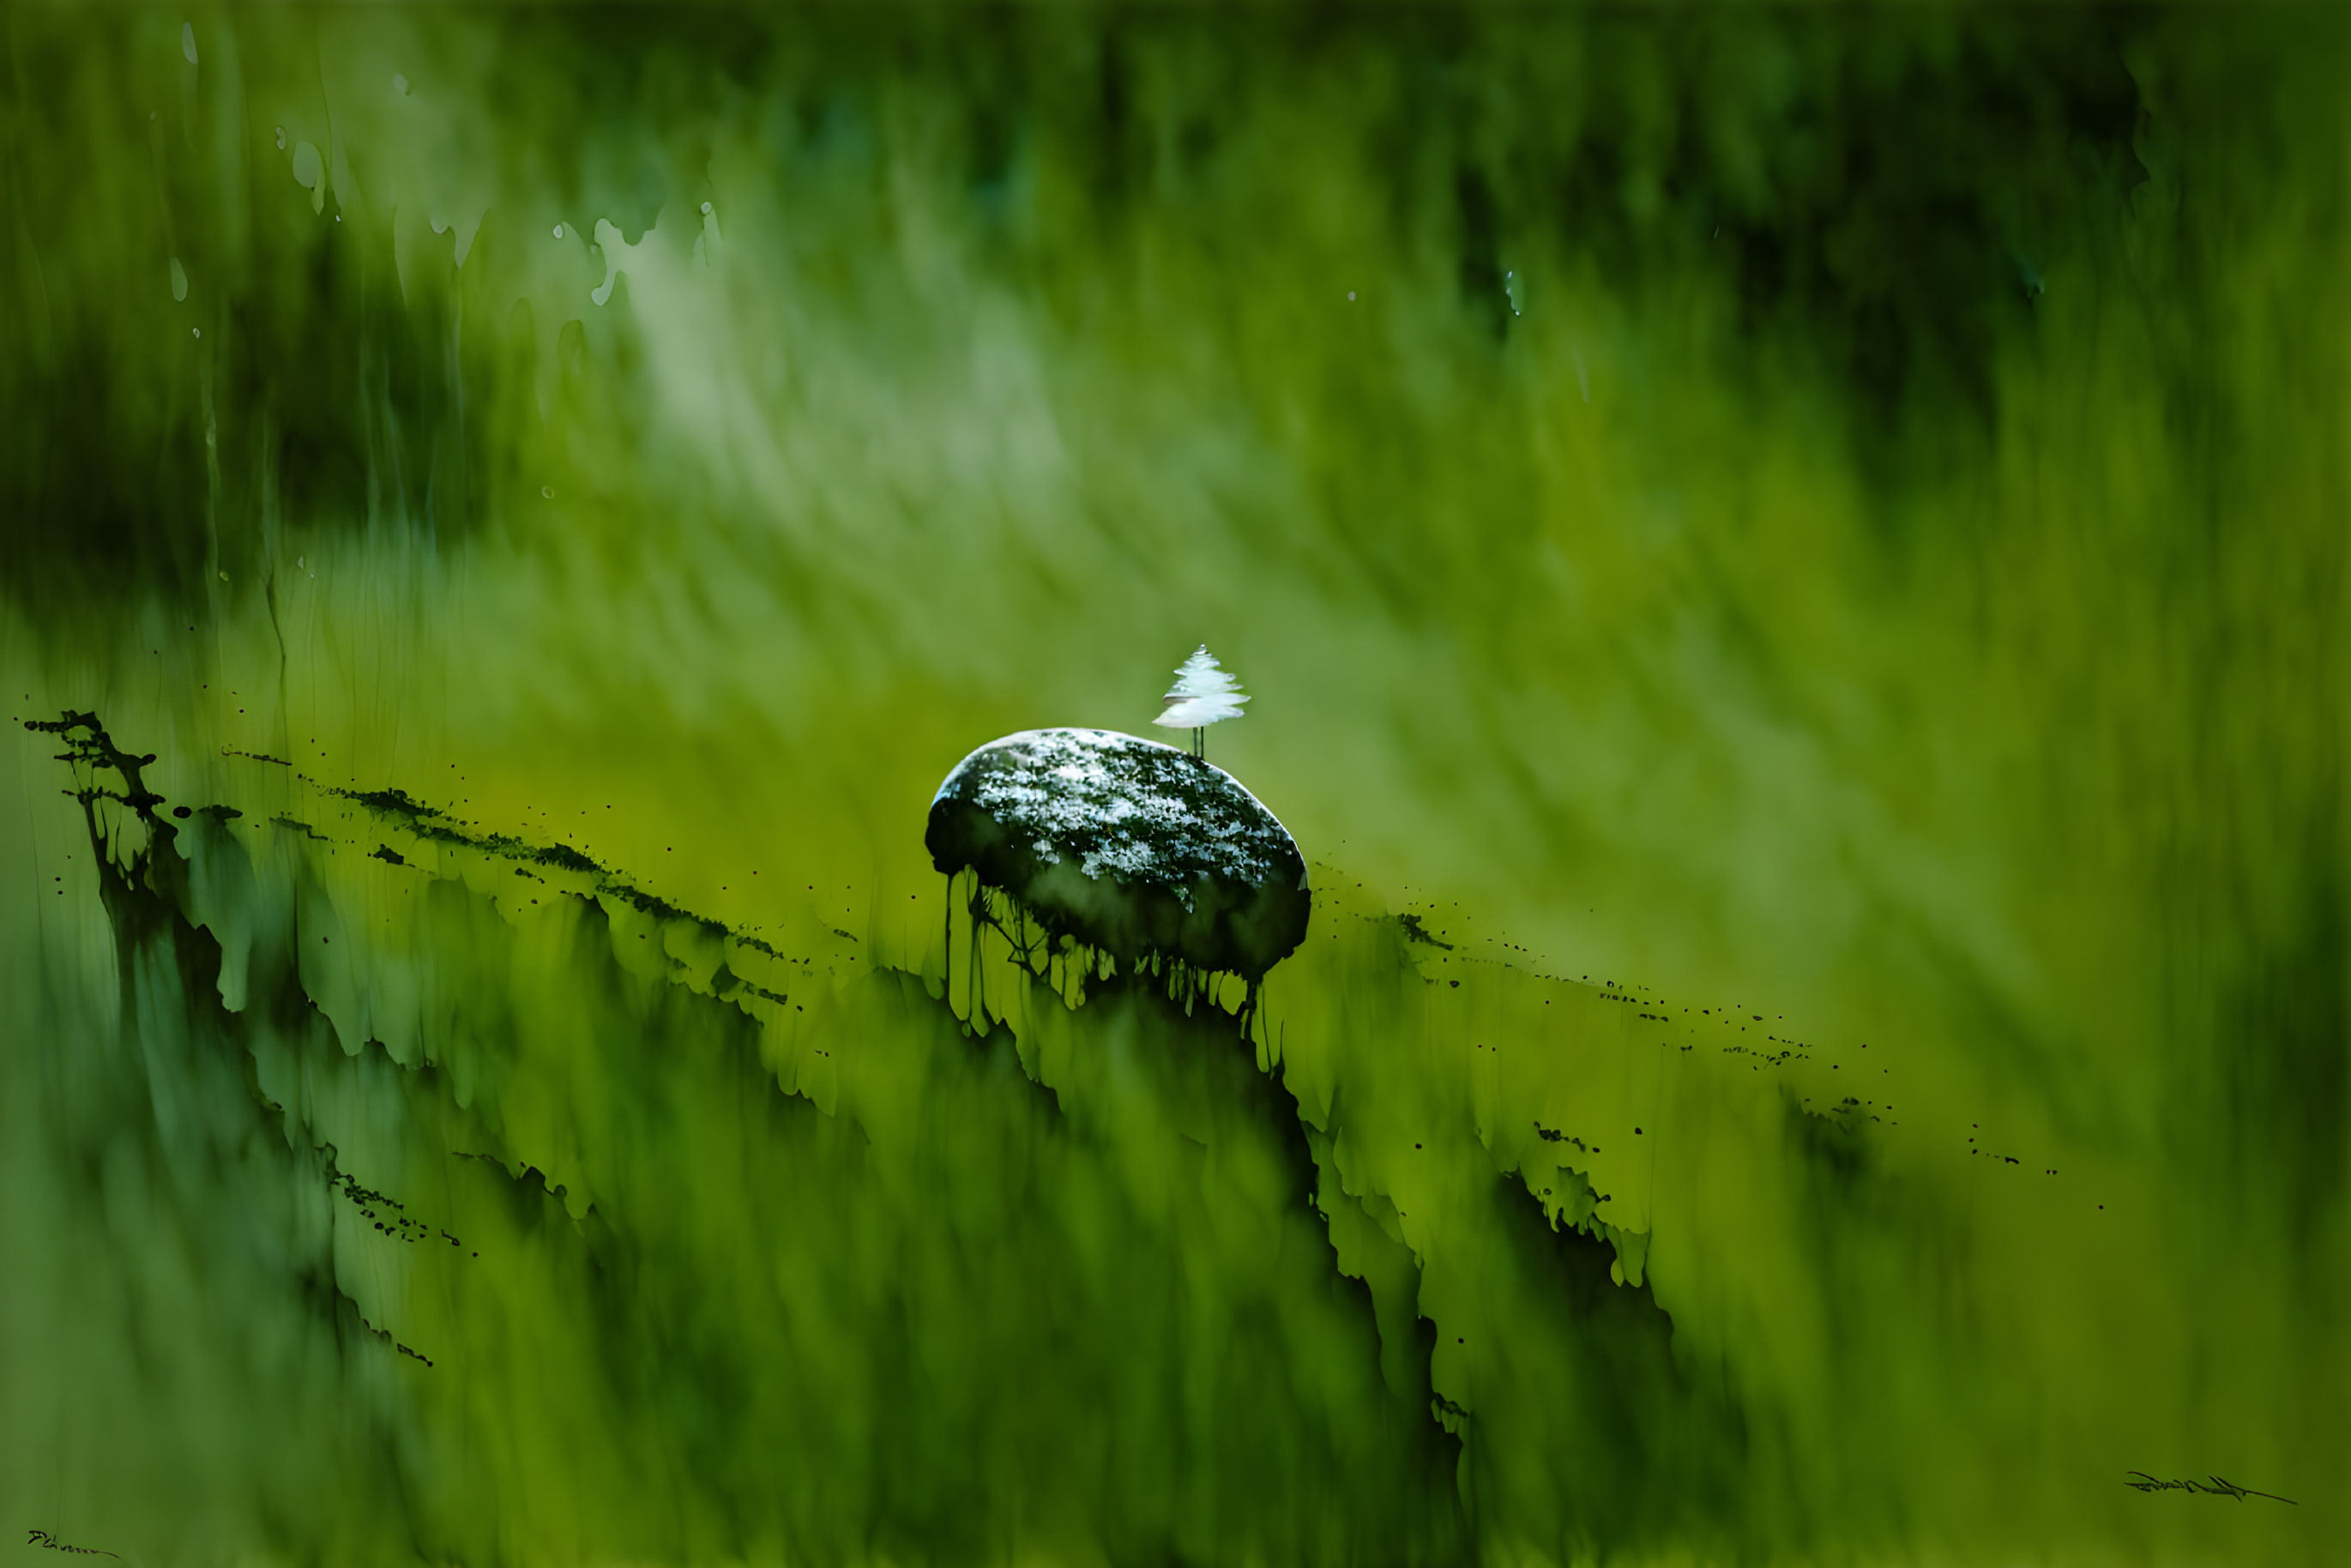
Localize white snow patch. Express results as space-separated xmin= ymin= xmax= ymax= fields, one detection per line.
xmin=938 ymin=727 xmax=1291 ymax=894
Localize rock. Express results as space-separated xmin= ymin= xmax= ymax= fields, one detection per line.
xmin=925 ymin=728 xmax=1311 ymax=980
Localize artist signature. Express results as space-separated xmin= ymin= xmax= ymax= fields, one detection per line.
xmin=2125 ymin=1471 xmax=2297 ymax=1504
xmin=25 ymin=1529 xmax=118 ymax=1557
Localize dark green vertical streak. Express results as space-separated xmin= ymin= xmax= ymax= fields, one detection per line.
xmin=37 ymin=811 xmax=420 ymax=1559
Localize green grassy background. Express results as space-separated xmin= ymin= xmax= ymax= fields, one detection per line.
xmin=3 ymin=5 xmax=2344 ymax=1565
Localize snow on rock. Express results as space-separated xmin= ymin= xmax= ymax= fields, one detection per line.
xmin=925 ymin=728 xmax=1311 ymax=980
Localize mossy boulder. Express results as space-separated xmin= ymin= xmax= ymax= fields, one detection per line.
xmin=925 ymin=728 xmax=1311 ymax=980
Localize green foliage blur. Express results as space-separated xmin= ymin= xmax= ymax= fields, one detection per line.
xmin=3 ymin=5 xmax=2345 ymax=1565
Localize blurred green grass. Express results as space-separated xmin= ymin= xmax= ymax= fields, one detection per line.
xmin=3 ymin=5 xmax=2345 ymax=1565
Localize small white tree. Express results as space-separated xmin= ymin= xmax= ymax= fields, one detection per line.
xmin=1153 ymin=644 xmax=1249 ymax=759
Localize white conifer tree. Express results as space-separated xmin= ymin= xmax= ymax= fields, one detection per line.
xmin=1153 ymin=644 xmax=1249 ymax=759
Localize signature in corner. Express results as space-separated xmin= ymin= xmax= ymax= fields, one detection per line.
xmin=2125 ymin=1471 xmax=2297 ymax=1505
xmin=26 ymin=1529 xmax=119 ymax=1557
